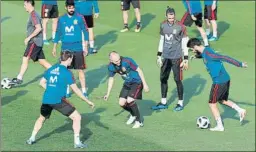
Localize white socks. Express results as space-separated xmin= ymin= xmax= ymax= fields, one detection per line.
xmin=203 ymin=38 xmax=209 ymax=46
xmin=43 ymin=33 xmax=47 ymax=40
xmin=89 ymin=41 xmax=94 ymax=48
xmin=216 ymin=116 xmax=224 ymax=127
xmin=213 ymin=31 xmax=217 ymax=37
xmin=206 ymin=28 xmax=211 ymax=35
xmin=82 ymin=88 xmax=87 ymax=94
xmin=178 ymin=100 xmax=183 ymax=106
xmin=231 ymin=103 xmax=242 ymax=113
xmin=30 ymin=131 xmax=37 ymax=141
xmin=161 ymin=98 xmax=167 ymax=105
xmin=17 ymin=74 xmax=23 ymax=80
xmin=74 ymin=134 xmax=81 ymax=144
xmin=52 ymin=32 xmax=56 ymax=40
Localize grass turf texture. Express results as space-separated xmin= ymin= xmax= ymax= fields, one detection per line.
xmin=1 ymin=1 xmax=255 ymax=151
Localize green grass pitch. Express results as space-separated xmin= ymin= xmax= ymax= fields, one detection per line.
xmin=1 ymin=1 xmax=255 ymax=151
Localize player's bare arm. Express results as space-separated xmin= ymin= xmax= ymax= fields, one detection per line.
xmin=103 ymin=76 xmax=114 ymax=101
xmin=25 ymin=24 xmax=42 ymax=45
xmin=52 ymin=43 xmax=58 ymax=57
xmin=136 ymin=67 xmax=149 ymax=92
xmin=70 ymin=83 xmax=95 ymax=109
xmin=39 ymin=77 xmax=47 ymax=89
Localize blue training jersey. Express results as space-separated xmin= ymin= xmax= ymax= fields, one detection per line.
xmin=42 ymin=0 xmax=57 ymax=5
xmin=54 ymin=13 xmax=89 ymax=52
xmin=201 ymin=47 xmax=243 ymax=84
xmin=108 ymin=57 xmax=142 ymax=84
xmin=75 ymin=0 xmax=99 ymax=16
xmin=42 ymin=64 xmax=75 ymax=104
xmin=182 ymin=0 xmax=202 ymax=15
xmin=204 ymin=0 xmax=218 ymax=6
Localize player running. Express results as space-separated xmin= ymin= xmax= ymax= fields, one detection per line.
xmin=181 ymin=0 xmax=209 ymax=46
xmin=26 ymin=51 xmax=94 ymax=148
xmin=120 ymin=0 xmax=141 ymax=32
xmin=75 ymin=0 xmax=99 ymax=54
xmin=103 ymin=51 xmax=149 ymax=128
xmin=52 ymin=0 xmax=89 ymax=98
xmin=152 ymin=7 xmax=189 ymax=111
xmin=187 ymin=38 xmax=247 ymax=131
xmin=204 ymin=0 xmax=218 ymax=41
xmin=11 ymin=0 xmax=51 ymax=85
xmin=41 ymin=0 xmax=59 ymax=45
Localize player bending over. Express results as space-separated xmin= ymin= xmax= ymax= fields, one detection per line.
xmin=103 ymin=51 xmax=149 ymax=128
xmin=187 ymin=38 xmax=247 ymax=131
xmin=152 ymin=7 xmax=189 ymax=111
xmin=26 ymin=51 xmax=94 ymax=148
xmin=12 ymin=0 xmax=52 ymax=85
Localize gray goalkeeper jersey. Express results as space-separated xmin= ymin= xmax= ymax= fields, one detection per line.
xmin=27 ymin=11 xmax=43 ymax=47
xmin=160 ymin=20 xmax=187 ymax=59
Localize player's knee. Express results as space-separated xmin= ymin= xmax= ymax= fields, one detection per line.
xmin=127 ymin=96 xmax=135 ymax=103
xmin=75 ymin=113 xmax=81 ymax=121
xmin=219 ymin=100 xmax=226 ymax=104
xmin=160 ymin=77 xmax=168 ymax=83
xmin=39 ymin=115 xmax=46 ymax=122
xmin=119 ymin=98 xmax=127 ymax=106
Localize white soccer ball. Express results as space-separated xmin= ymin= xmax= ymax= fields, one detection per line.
xmin=197 ymin=116 xmax=210 ymax=129
xmin=1 ymin=78 xmax=12 ymax=89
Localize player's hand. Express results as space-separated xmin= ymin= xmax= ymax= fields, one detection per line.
xmin=242 ymin=62 xmax=248 ymax=68
xmin=52 ymin=48 xmax=57 ymax=57
xmin=103 ymin=94 xmax=109 ymax=101
xmin=87 ymin=101 xmax=95 ymax=109
xmin=94 ymin=13 xmax=99 ymax=18
xmin=143 ymin=84 xmax=150 ymax=93
xmin=191 ymin=15 xmax=197 ymax=21
xmin=212 ymin=3 xmax=216 ymax=10
xmin=156 ymin=56 xmax=163 ymax=67
xmin=180 ymin=60 xmax=189 ymax=70
xmin=24 ymin=37 xmax=30 ymax=46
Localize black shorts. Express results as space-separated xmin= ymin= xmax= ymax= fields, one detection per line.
xmin=119 ymin=82 xmax=143 ymax=100
xmin=160 ymin=58 xmax=183 ymax=82
xmin=181 ymin=12 xmax=203 ymax=27
xmin=41 ymin=4 xmax=59 ymax=18
xmin=209 ymin=81 xmax=230 ymax=104
xmin=24 ymin=43 xmax=45 ymax=62
xmin=204 ymin=5 xmax=217 ymax=20
xmin=67 ymin=51 xmax=86 ymax=70
xmin=83 ymin=15 xmax=94 ymax=28
xmin=41 ymin=98 xmax=76 ymax=119
xmin=121 ymin=0 xmax=140 ymax=11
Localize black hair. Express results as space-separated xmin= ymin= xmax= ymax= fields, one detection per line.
xmin=60 ymin=51 xmax=73 ymax=61
xmin=65 ymin=0 xmax=75 ymax=7
xmin=187 ymin=38 xmax=202 ymax=48
xmin=24 ymin=0 xmax=35 ymax=6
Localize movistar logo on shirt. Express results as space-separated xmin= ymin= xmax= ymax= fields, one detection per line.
xmin=65 ymin=25 xmax=75 ymax=36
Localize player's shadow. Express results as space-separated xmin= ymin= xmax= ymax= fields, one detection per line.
xmin=19 ymin=74 xmax=44 ymax=88
xmin=1 ymin=16 xmax=11 ymax=23
xmin=94 ymin=30 xmax=118 ymax=51
xmin=220 ymin=98 xmax=252 ymax=126
xmin=1 ymin=90 xmax=28 ymax=106
xmin=36 ymin=108 xmax=108 ymax=143
xmin=168 ymin=74 xmax=207 ymax=108
xmin=130 ymin=13 xmax=156 ymax=31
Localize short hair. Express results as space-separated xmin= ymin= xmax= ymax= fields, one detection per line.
xmin=60 ymin=51 xmax=73 ymax=61
xmin=65 ymin=0 xmax=75 ymax=6
xmin=24 ymin=0 xmax=35 ymax=6
xmin=109 ymin=51 xmax=118 ymax=57
xmin=187 ymin=38 xmax=202 ymax=48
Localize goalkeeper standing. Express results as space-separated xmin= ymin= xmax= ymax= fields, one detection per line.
xmin=152 ymin=7 xmax=189 ymax=111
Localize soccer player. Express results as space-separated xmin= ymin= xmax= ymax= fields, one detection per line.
xmin=11 ymin=0 xmax=51 ymax=85
xmin=52 ymin=0 xmax=89 ymax=98
xmin=181 ymin=0 xmax=209 ymax=46
xmin=41 ymin=0 xmax=59 ymax=45
xmin=120 ymin=0 xmax=141 ymax=33
xmin=26 ymin=51 xmax=95 ymax=148
xmin=204 ymin=0 xmax=218 ymax=41
xmin=103 ymin=51 xmax=149 ymax=128
xmin=187 ymin=38 xmax=247 ymax=131
xmin=152 ymin=7 xmax=189 ymax=111
xmin=75 ymin=0 xmax=99 ymax=54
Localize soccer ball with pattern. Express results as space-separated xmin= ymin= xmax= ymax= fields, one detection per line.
xmin=197 ymin=116 xmax=210 ymax=129
xmin=1 ymin=78 xmax=12 ymax=89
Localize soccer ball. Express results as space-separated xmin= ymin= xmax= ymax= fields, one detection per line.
xmin=197 ymin=116 xmax=210 ymax=129
xmin=1 ymin=78 xmax=12 ymax=89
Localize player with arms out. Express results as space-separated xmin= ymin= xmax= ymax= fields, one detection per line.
xmin=187 ymin=38 xmax=247 ymax=131
xmin=120 ymin=0 xmax=141 ymax=33
xmin=75 ymin=0 xmax=99 ymax=54
xmin=181 ymin=0 xmax=209 ymax=46
xmin=204 ymin=0 xmax=218 ymax=41
xmin=152 ymin=7 xmax=189 ymax=111
xmin=103 ymin=51 xmax=149 ymax=128
xmin=52 ymin=0 xmax=89 ymax=98
xmin=26 ymin=51 xmax=94 ymax=148
xmin=41 ymin=0 xmax=59 ymax=45
xmin=12 ymin=0 xmax=51 ymax=85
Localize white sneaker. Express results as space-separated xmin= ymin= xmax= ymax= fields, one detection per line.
xmin=239 ymin=109 xmax=246 ymax=122
xmin=132 ymin=121 xmax=143 ymax=129
xmin=126 ymin=115 xmax=136 ymax=125
xmin=210 ymin=126 xmax=224 ymax=131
